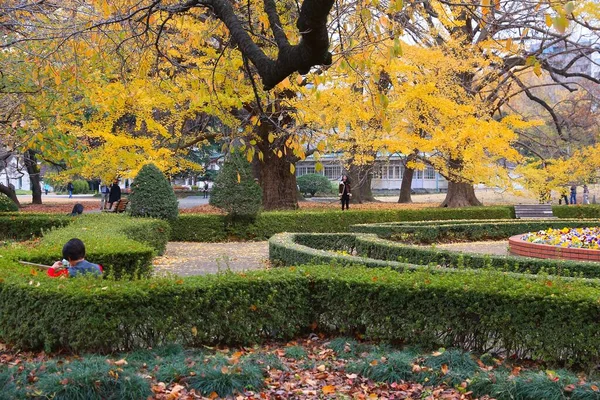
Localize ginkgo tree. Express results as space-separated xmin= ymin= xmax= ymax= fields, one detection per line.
xmin=3 ymin=0 xmax=600 ymax=209
xmin=298 ymin=37 xmax=537 ymax=207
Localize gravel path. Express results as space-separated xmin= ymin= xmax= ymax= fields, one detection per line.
xmin=434 ymin=241 xmax=510 ymax=256
xmin=153 ymin=242 xmax=269 ymax=276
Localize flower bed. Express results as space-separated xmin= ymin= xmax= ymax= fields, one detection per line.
xmin=510 ymin=227 xmax=600 ymax=262
xmin=523 ymin=227 xmax=600 ymax=249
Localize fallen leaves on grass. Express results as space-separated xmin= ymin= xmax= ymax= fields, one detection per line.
xmin=0 ymin=338 xmax=493 ymax=400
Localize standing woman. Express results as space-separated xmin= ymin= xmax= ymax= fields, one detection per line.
xmin=339 ymin=175 xmax=352 ymax=211
xmin=108 ymin=179 xmax=121 ymax=210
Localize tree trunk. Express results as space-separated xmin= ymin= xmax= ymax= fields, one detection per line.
xmin=24 ymin=150 xmax=42 ymax=205
xmin=348 ymin=164 xmax=374 ymax=203
xmin=0 ymin=184 xmax=20 ymax=207
xmin=257 ymin=151 xmax=298 ymax=210
xmin=398 ymin=166 xmax=414 ymax=203
xmin=440 ymin=181 xmax=482 ymax=207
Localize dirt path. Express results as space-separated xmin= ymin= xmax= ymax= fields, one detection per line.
xmin=152 ymin=242 xmax=269 ymax=276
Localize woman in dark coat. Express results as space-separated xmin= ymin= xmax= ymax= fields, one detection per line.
xmin=338 ymin=175 xmax=351 ymax=211
xmin=108 ymin=180 xmax=121 ymax=209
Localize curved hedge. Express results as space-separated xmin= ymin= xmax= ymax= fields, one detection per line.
xmin=351 ymin=218 xmax=600 ymax=244
xmin=270 ymin=232 xmax=600 ymax=279
xmin=2 ymin=260 xmax=600 ymax=366
xmin=4 ymin=214 xmax=170 ymax=279
xmin=0 ymin=213 xmax=72 ymax=241
xmin=171 ymin=206 xmax=516 ymax=241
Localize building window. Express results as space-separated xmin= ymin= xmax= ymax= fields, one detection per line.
xmin=425 ymin=166 xmax=436 ymax=180
xmin=382 ymin=165 xmax=389 ymax=180
xmin=397 ymin=165 xmax=404 ymax=179
xmin=414 ymin=169 xmax=423 ymax=180
xmin=324 ymin=165 xmax=341 ymax=180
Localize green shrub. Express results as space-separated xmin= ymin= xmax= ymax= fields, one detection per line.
xmin=351 ymin=218 xmax=600 ymax=244
xmin=2 ymin=261 xmax=600 ymax=367
xmin=0 ymin=213 xmax=72 ymax=240
xmin=284 ymin=346 xmax=307 ymax=360
xmin=72 ymin=179 xmax=91 ymax=194
xmin=129 ymin=164 xmax=179 ymax=221
xmin=5 ymin=214 xmax=169 ymax=278
xmin=36 ymin=356 xmax=151 ymax=400
xmin=209 ymin=153 xmax=262 ymax=219
xmin=297 ymin=173 xmax=333 ymax=196
xmin=0 ymin=194 xmax=18 ymax=212
xmin=270 ymin=232 xmax=600 ymax=279
xmin=171 ymin=206 xmax=515 ymax=242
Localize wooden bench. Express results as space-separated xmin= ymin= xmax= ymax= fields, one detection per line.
xmin=514 ymin=204 xmax=556 ymax=219
xmin=103 ymin=198 xmax=129 ymax=213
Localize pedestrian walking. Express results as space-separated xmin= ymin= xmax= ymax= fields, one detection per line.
xmin=67 ymin=182 xmax=74 ymax=198
xmin=203 ymin=181 xmax=209 ymax=199
xmin=570 ymin=185 xmax=577 ymax=205
xmin=338 ymin=175 xmax=351 ymax=211
xmin=583 ymin=184 xmax=590 ymax=205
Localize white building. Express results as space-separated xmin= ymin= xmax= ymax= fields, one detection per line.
xmin=0 ymin=154 xmax=31 ymax=191
xmin=296 ymin=154 xmax=448 ymax=192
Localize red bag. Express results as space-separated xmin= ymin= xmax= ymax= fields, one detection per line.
xmin=46 ymin=264 xmax=103 ymax=278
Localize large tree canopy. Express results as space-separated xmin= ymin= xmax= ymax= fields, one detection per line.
xmin=1 ymin=0 xmax=599 ymax=208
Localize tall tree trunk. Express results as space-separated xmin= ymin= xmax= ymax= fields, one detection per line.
xmin=257 ymin=151 xmax=298 ymax=210
xmin=348 ymin=164 xmax=374 ymax=203
xmin=440 ymin=181 xmax=482 ymax=207
xmin=398 ymin=166 xmax=414 ymax=203
xmin=24 ymin=150 xmax=42 ymax=205
xmin=0 ymin=184 xmax=20 ymax=207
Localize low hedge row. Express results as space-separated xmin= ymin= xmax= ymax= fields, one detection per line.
xmin=171 ymin=206 xmax=515 ymax=241
xmin=2 ymin=261 xmax=600 ymax=366
xmin=5 ymin=215 xmax=170 ymax=279
xmin=0 ymin=213 xmax=72 ymax=241
xmin=5 ymin=205 xmax=600 ymax=244
xmin=270 ymin=232 xmax=600 ymax=279
xmin=351 ymin=218 xmax=600 ymax=244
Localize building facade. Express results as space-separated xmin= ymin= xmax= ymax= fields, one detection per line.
xmin=296 ymin=154 xmax=448 ymax=192
xmin=0 ymin=154 xmax=31 ymax=191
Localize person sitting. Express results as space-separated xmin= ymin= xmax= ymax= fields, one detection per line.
xmin=69 ymin=203 xmax=84 ymax=216
xmin=50 ymin=238 xmax=103 ymax=277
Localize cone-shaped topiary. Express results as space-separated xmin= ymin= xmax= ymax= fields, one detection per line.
xmin=0 ymin=193 xmax=18 ymax=212
xmin=210 ymin=152 xmax=262 ymax=219
xmin=129 ymin=164 xmax=179 ymax=220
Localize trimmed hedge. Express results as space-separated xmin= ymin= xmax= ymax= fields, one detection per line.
xmin=0 ymin=213 xmax=72 ymax=241
xmin=5 ymin=214 xmax=170 ymax=279
xmin=270 ymin=232 xmax=600 ymax=279
xmin=171 ymin=206 xmax=515 ymax=241
xmin=351 ymin=218 xmax=600 ymax=244
xmin=2 ymin=262 xmax=600 ymax=366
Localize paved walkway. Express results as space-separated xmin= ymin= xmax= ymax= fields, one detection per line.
xmin=434 ymin=241 xmax=509 ymax=256
xmin=153 ymin=242 xmax=269 ymax=276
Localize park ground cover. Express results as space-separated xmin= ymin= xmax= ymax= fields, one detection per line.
xmin=4 ymin=337 xmax=600 ymax=400
xmin=3 ymin=209 xmax=600 ymax=398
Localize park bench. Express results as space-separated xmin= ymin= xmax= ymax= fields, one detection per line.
xmin=514 ymin=204 xmax=556 ymax=219
xmin=103 ymin=198 xmax=129 ymax=214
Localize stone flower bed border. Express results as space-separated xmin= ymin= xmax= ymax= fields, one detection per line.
xmin=509 ymin=234 xmax=600 ymax=262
